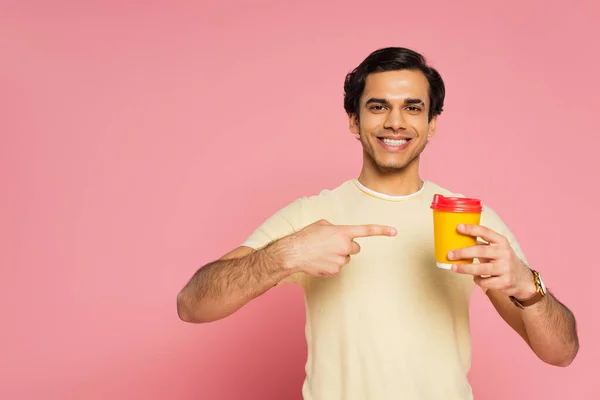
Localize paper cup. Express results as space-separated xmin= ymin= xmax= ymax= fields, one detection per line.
xmin=431 ymin=194 xmax=483 ymax=269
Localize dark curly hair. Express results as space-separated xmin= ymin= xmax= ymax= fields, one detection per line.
xmin=343 ymin=47 xmax=445 ymax=122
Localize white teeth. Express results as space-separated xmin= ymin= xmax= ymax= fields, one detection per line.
xmin=382 ymin=138 xmax=408 ymax=146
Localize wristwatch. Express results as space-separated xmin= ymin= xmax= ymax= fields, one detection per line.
xmin=509 ymin=269 xmax=547 ymax=309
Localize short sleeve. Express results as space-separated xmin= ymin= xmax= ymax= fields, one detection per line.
xmin=241 ymin=198 xmax=304 ymax=249
xmin=241 ymin=198 xmax=308 ymax=286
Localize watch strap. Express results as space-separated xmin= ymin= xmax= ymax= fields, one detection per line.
xmin=510 ymin=291 xmax=544 ymax=309
xmin=509 ymin=269 xmax=546 ymax=309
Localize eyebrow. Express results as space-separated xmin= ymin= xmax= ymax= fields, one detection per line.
xmin=365 ymin=97 xmax=425 ymax=106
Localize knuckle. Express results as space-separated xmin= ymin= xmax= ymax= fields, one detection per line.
xmin=328 ymin=264 xmax=340 ymax=274
xmin=343 ymin=242 xmax=353 ymax=255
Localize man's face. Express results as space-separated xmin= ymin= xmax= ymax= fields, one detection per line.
xmin=349 ymin=69 xmax=437 ymax=172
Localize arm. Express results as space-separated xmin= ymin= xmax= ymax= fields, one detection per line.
xmin=486 ymin=287 xmax=579 ymax=367
xmin=176 ymin=220 xmax=397 ymax=324
xmin=177 ymin=243 xmax=293 ymax=323
xmin=449 ymin=223 xmax=579 ymax=367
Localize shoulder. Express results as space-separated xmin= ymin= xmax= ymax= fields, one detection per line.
xmin=290 ymin=179 xmax=354 ymax=209
xmin=262 ymin=180 xmax=354 ymax=224
xmin=241 ymin=180 xmax=352 ymax=250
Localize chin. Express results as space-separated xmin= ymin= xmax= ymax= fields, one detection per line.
xmin=375 ymin=161 xmax=409 ymax=172
xmin=376 ymin=154 xmax=408 ymax=167
xmin=363 ymin=145 xmax=419 ymax=172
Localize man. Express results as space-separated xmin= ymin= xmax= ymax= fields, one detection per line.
xmin=177 ymin=47 xmax=579 ymax=399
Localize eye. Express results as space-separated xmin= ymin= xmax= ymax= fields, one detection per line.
xmin=369 ymin=105 xmax=387 ymax=112
xmin=405 ymin=106 xmax=422 ymax=113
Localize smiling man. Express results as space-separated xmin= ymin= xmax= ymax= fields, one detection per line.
xmin=177 ymin=47 xmax=579 ymax=400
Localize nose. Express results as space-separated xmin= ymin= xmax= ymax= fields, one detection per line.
xmin=383 ymin=108 xmax=407 ymax=132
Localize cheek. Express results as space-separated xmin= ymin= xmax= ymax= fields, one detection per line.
xmin=410 ymin=118 xmax=429 ymax=134
xmin=360 ymin=116 xmax=383 ymax=133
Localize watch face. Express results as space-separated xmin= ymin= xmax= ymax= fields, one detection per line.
xmin=538 ymin=274 xmax=547 ymax=294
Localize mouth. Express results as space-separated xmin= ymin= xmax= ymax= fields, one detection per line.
xmin=377 ymin=137 xmax=412 ymax=151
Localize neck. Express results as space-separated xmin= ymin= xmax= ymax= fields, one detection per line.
xmin=358 ymin=156 xmax=423 ymax=196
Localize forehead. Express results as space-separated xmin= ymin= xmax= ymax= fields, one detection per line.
xmin=362 ymin=70 xmax=430 ymax=104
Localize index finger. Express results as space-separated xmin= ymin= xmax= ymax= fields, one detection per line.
xmin=457 ymin=224 xmax=507 ymax=245
xmin=341 ymin=224 xmax=397 ymax=238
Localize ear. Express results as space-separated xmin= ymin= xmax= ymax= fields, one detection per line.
xmin=348 ymin=113 xmax=360 ymax=135
xmin=428 ymin=115 xmax=438 ymax=139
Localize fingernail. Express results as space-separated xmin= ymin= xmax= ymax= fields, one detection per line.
xmin=451 ymin=265 xmax=458 ymax=272
xmin=390 ymin=227 xmax=397 ymax=235
xmin=447 ymin=251 xmax=454 ymax=259
xmin=457 ymin=224 xmax=464 ymax=231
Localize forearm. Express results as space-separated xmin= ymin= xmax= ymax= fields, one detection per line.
xmin=177 ymin=242 xmax=293 ymax=323
xmin=520 ymin=292 xmax=579 ymax=366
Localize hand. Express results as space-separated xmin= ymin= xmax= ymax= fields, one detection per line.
xmin=278 ymin=219 xmax=397 ymax=277
xmin=447 ymin=224 xmax=536 ymax=299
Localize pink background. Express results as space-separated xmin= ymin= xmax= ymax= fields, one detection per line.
xmin=1 ymin=1 xmax=599 ymax=399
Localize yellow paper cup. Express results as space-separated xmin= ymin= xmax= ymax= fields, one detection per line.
xmin=431 ymin=194 xmax=483 ymax=269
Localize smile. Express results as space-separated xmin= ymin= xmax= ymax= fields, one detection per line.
xmin=381 ymin=138 xmax=408 ymax=146
xmin=377 ymin=137 xmax=412 ymax=151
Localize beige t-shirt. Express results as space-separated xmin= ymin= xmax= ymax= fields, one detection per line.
xmin=242 ymin=179 xmax=527 ymax=400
